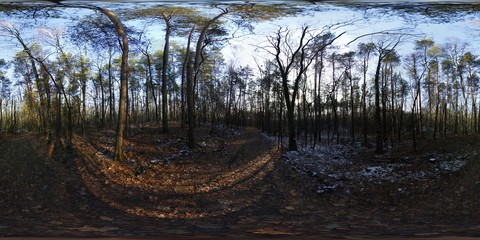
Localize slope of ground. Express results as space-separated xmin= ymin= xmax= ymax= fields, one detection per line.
xmin=0 ymin=126 xmax=480 ymax=238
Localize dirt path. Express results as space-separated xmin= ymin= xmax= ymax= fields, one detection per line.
xmin=1 ymin=129 xmax=480 ymax=238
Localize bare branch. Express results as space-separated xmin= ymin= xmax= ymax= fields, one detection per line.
xmin=346 ymin=28 xmax=422 ymax=46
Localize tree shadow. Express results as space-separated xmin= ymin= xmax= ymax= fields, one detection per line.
xmin=71 ymin=129 xmax=282 ymax=220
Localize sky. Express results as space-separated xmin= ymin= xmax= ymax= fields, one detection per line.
xmin=1 ymin=1 xmax=480 ymax=81
xmin=218 ymin=3 xmax=480 ymax=78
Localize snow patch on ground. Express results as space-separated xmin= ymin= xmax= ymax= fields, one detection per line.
xmin=362 ymin=166 xmax=394 ymax=177
xmin=438 ymin=159 xmax=467 ymax=171
xmin=280 ymin=142 xmax=473 ymax=195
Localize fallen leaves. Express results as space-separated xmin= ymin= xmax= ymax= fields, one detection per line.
xmin=3 ymin=128 xmax=480 ymax=237
xmin=70 ymin=126 xmax=277 ymax=219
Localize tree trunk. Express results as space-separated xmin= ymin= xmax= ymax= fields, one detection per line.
xmin=180 ymin=26 xmax=195 ymax=129
xmin=99 ymin=69 xmax=105 ymax=127
xmin=349 ymin=71 xmax=355 ymax=144
xmin=96 ymin=8 xmax=130 ymax=162
xmin=374 ymin=55 xmax=383 ymax=154
xmin=186 ymin=56 xmax=195 ymax=149
xmin=108 ymin=50 xmax=114 ymax=126
xmin=161 ymin=13 xmax=171 ymax=134
xmin=185 ymin=26 xmax=195 ymax=149
xmin=186 ymin=10 xmax=229 ymax=148
xmin=286 ymin=102 xmax=297 ymax=151
xmin=146 ymin=54 xmax=158 ymax=123
xmin=145 ymin=64 xmax=150 ymax=123
xmin=81 ymin=60 xmax=87 ymax=137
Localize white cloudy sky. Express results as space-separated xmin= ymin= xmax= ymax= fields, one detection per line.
xmin=1 ymin=1 xmax=480 ymax=79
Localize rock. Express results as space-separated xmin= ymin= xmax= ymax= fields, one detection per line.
xmin=149 ymin=159 xmax=161 ymax=164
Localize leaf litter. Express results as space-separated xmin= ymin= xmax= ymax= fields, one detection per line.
xmin=1 ymin=128 xmax=480 ymax=237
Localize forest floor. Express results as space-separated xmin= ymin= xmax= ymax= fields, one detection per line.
xmin=1 ymin=125 xmax=480 ymax=239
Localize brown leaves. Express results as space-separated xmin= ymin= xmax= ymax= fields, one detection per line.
xmin=4 ymin=128 xmax=480 ymax=236
xmin=70 ymin=126 xmax=278 ymax=219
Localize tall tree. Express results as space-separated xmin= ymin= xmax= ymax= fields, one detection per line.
xmin=0 ymin=59 xmax=9 ymax=132
xmin=130 ymin=7 xmax=199 ymax=132
xmin=48 ymin=1 xmax=130 ymax=160
xmin=338 ymin=51 xmax=357 ymax=143
xmin=357 ymin=42 xmax=376 ymax=144
xmin=266 ymin=26 xmax=344 ymax=151
xmin=186 ymin=8 xmax=229 ymax=149
xmin=372 ymin=35 xmax=403 ymax=154
xmin=0 ymin=22 xmax=53 ymax=141
xmin=415 ymin=38 xmax=435 ymax=135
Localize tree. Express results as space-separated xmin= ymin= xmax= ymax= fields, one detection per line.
xmin=0 ymin=59 xmax=9 ymax=131
xmin=405 ymin=52 xmax=426 ymax=150
xmin=42 ymin=1 xmax=130 ymax=160
xmin=76 ymin=54 xmax=91 ymax=137
xmin=266 ymin=26 xmax=344 ymax=151
xmin=460 ymin=51 xmax=479 ymax=135
xmin=415 ymin=38 xmax=435 ymax=135
xmin=130 ymin=7 xmax=199 ymax=133
xmin=371 ymin=35 xmax=404 ymax=154
xmin=182 ymin=4 xmax=297 ymax=148
xmin=134 ymin=32 xmax=158 ymax=123
xmin=381 ymin=50 xmax=401 ymax=145
xmin=0 ymin=22 xmax=54 ymax=141
xmin=357 ymin=42 xmax=375 ymax=144
xmin=186 ymin=8 xmax=229 ymax=149
xmin=338 ymin=51 xmax=357 ymax=143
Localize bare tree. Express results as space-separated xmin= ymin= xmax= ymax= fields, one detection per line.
xmin=33 ymin=1 xmax=130 ymax=160
xmin=357 ymin=42 xmax=375 ymax=144
xmin=371 ymin=35 xmax=404 ymax=154
xmin=265 ymin=26 xmax=344 ymax=151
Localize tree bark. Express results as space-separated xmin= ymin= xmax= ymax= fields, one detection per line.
xmin=185 ymin=25 xmax=195 ymax=149
xmin=374 ymin=55 xmax=383 ymax=154
xmin=180 ymin=27 xmax=195 ymax=129
xmin=95 ymin=8 xmax=130 ymax=162
xmin=161 ymin=13 xmax=172 ymax=134
xmin=186 ymin=9 xmax=229 ymax=149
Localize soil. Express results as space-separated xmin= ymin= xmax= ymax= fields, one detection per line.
xmin=1 ymin=125 xmax=480 ymax=238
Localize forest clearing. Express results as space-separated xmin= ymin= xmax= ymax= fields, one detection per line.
xmin=1 ymin=0 xmax=480 ymax=238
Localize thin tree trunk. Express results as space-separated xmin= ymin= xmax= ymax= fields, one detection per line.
xmin=180 ymin=26 xmax=195 ymax=128
xmin=374 ymin=55 xmax=383 ymax=154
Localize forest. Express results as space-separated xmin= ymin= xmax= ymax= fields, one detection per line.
xmin=1 ymin=0 xmax=480 ymax=238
